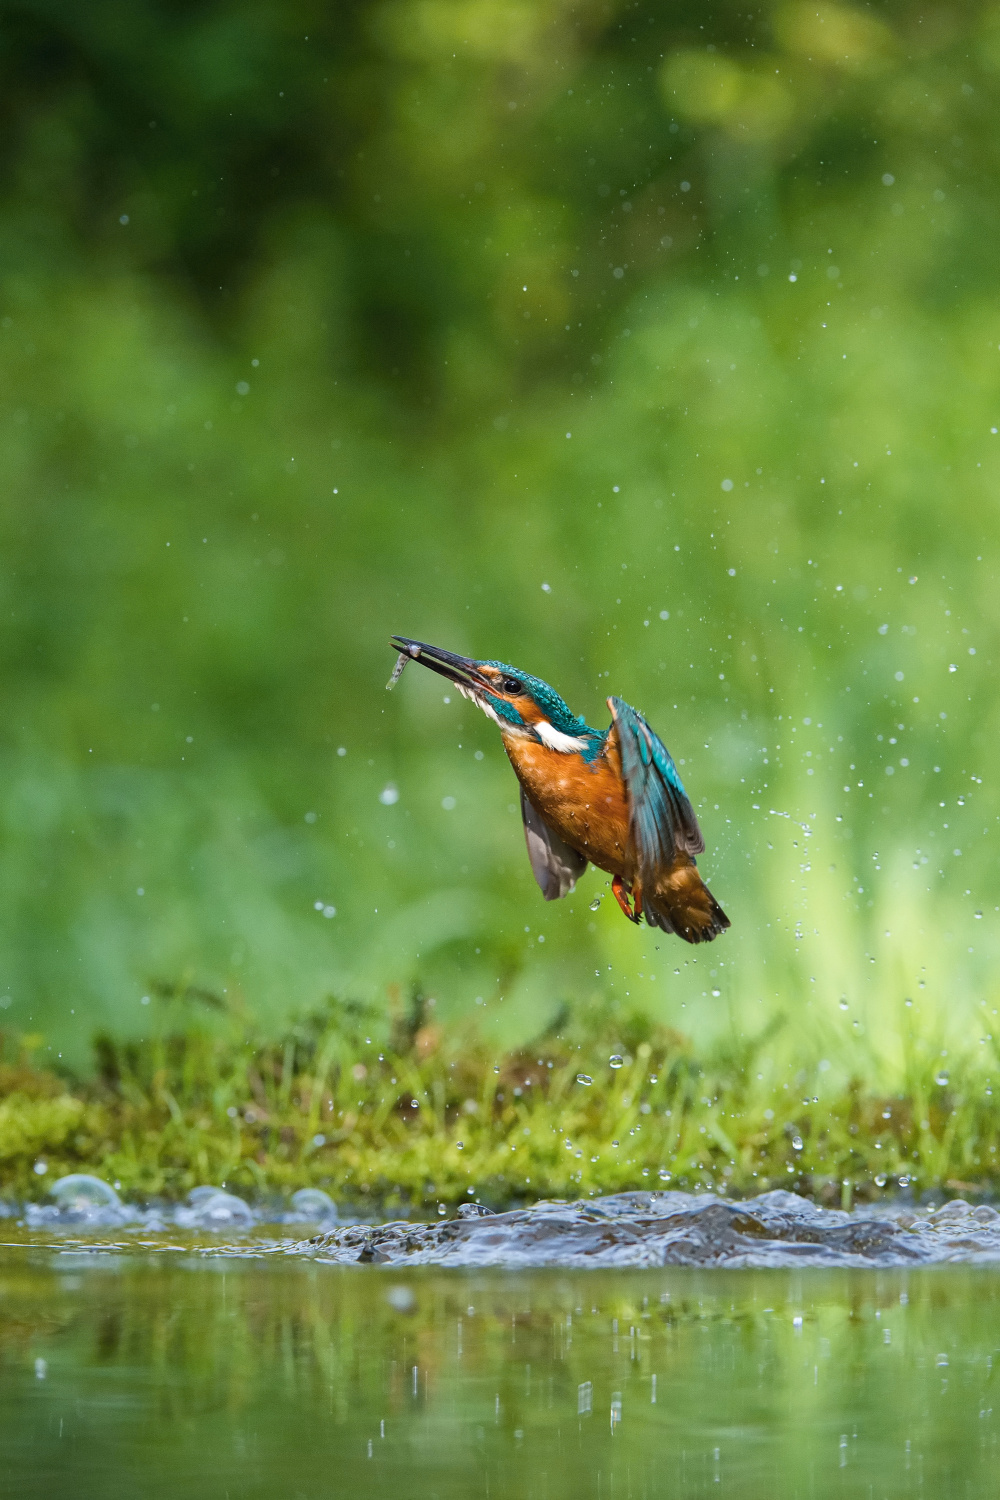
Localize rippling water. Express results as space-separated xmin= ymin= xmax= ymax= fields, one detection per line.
xmin=4 ymin=1188 xmax=1000 ymax=1496
xmin=20 ymin=1183 xmax=1000 ymax=1268
xmin=2 ymin=1230 xmax=999 ymax=1498
xmin=307 ymin=1190 xmax=1000 ymax=1269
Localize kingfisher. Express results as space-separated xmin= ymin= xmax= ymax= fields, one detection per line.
xmin=387 ymin=637 xmax=729 ymax=944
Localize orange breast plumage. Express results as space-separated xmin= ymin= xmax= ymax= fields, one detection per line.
xmin=501 ymin=735 xmax=631 ymax=876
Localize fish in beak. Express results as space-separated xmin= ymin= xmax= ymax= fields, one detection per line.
xmin=387 ymin=636 xmax=493 ymax=697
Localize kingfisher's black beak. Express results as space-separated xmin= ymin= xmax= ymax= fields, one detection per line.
xmin=389 ymin=636 xmax=492 ymax=692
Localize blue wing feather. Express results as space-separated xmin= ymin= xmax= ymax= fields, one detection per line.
xmin=608 ymin=697 xmax=705 ymax=880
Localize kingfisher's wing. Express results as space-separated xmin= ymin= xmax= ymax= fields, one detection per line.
xmin=520 ymin=787 xmax=588 ymax=900
xmin=608 ymin=697 xmax=704 ymax=882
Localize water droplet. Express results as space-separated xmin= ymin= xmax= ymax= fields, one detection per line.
xmin=589 ymin=897 xmax=602 ymax=911
xmin=576 ymin=1074 xmax=593 ymax=1086
xmin=839 ymin=999 xmax=849 ymax=1010
xmin=935 ymin=1071 xmax=950 ymax=1086
xmin=609 ymin=1056 xmax=624 ymax=1069
xmin=711 ymin=988 xmax=721 ymax=997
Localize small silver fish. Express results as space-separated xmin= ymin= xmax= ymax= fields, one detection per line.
xmin=386 ymin=650 xmax=416 ymax=690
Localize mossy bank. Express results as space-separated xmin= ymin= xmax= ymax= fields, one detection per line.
xmin=0 ymin=990 xmax=996 ymax=1212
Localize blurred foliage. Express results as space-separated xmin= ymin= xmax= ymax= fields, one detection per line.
xmin=0 ymin=0 xmax=998 ymax=1071
xmin=1 ymin=993 xmax=998 ymax=1205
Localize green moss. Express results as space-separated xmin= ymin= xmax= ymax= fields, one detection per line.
xmin=1 ymin=996 xmax=997 ymax=1208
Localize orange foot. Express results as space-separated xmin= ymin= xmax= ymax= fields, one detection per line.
xmin=612 ymin=874 xmax=641 ymax=924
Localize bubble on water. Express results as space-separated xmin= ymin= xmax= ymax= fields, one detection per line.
xmin=577 ymin=1074 xmax=593 ymax=1086
xmin=935 ymin=1071 xmax=950 ymax=1086
xmin=22 ymin=1172 xmax=138 ymax=1228
xmin=290 ymin=1188 xmax=336 ymax=1220
xmin=589 ymin=897 xmax=602 ymax=911
xmin=51 ymin=1175 xmax=121 ymax=1211
xmin=187 ymin=1186 xmax=221 ymax=1205
xmin=176 ymin=1189 xmax=254 ymax=1228
xmin=609 ymin=1056 xmax=624 ymax=1069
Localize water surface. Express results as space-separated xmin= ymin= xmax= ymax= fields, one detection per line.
xmin=2 ymin=1217 xmax=999 ymax=1498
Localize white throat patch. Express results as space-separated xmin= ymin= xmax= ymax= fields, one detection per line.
xmin=458 ymin=683 xmax=585 ymax=749
xmin=535 ymin=719 xmax=589 ymax=754
xmin=458 ymin=683 xmax=532 ymax=737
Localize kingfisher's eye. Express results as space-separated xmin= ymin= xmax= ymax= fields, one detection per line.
xmin=501 ymin=676 xmax=522 ymax=694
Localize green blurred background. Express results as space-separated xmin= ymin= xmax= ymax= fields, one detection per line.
xmin=1 ymin=0 xmax=997 ymax=1072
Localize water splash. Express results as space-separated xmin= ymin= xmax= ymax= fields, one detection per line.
xmin=304 ymin=1192 xmax=1000 ymax=1269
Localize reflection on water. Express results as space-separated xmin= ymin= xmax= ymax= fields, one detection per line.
xmin=1 ymin=1232 xmax=998 ymax=1498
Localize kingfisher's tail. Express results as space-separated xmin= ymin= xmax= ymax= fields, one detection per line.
xmin=643 ymin=861 xmax=730 ymax=944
